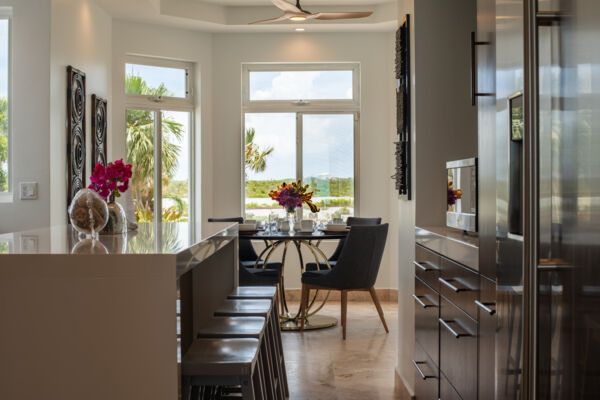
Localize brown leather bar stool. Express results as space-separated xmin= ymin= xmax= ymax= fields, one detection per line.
xmin=227 ymin=286 xmax=289 ymax=398
xmin=181 ymin=338 xmax=263 ymax=400
xmin=215 ymin=299 xmax=287 ymax=398
xmin=197 ymin=317 xmax=283 ymax=400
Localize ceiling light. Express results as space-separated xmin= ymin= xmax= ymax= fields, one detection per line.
xmin=295 ymin=28 xmax=305 ymax=32
xmin=290 ymin=16 xmax=307 ymax=21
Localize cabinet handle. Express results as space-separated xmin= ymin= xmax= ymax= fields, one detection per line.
xmin=475 ymin=300 xmax=496 ymax=315
xmin=412 ymin=360 xmax=436 ymax=380
xmin=438 ymin=277 xmax=470 ymax=292
xmin=414 ymin=261 xmax=439 ymax=272
xmin=470 ymin=31 xmax=494 ymax=105
xmin=439 ymin=318 xmax=472 ymax=338
xmin=412 ymin=294 xmax=437 ymax=308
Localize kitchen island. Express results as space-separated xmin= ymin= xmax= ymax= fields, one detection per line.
xmin=0 ymin=222 xmax=238 ymax=400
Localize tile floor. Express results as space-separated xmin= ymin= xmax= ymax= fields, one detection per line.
xmin=281 ymin=301 xmax=408 ymax=400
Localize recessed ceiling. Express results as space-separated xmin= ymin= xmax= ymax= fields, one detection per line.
xmin=197 ymin=0 xmax=393 ymax=5
xmin=95 ymin=0 xmax=397 ymax=33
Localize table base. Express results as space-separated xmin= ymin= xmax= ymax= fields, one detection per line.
xmin=280 ymin=315 xmax=338 ymax=331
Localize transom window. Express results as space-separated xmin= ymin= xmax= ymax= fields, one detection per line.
xmin=242 ymin=63 xmax=359 ymax=222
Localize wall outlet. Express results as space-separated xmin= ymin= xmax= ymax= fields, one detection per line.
xmin=20 ymin=182 xmax=38 ymax=200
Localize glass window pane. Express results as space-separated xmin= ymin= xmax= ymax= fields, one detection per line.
xmin=244 ymin=113 xmax=296 ymax=221
xmin=249 ymin=70 xmax=353 ymax=101
xmin=125 ymin=63 xmax=187 ymax=98
xmin=126 ymin=109 xmax=155 ymax=223
xmin=302 ymin=114 xmax=354 ymax=221
xmin=0 ymin=20 xmax=8 ymax=192
xmin=161 ymin=111 xmax=190 ymax=223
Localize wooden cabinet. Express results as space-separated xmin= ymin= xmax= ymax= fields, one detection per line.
xmin=414 ymin=243 xmax=494 ymax=400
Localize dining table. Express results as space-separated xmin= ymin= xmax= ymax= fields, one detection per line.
xmin=239 ymin=227 xmax=348 ymax=331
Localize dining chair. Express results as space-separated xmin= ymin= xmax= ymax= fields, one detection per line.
xmin=305 ymin=217 xmax=382 ymax=272
xmin=208 ymin=217 xmax=283 ymax=287
xmin=299 ymin=223 xmax=389 ymax=339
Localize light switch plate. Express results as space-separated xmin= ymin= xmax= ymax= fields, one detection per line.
xmin=20 ymin=182 xmax=38 ymax=200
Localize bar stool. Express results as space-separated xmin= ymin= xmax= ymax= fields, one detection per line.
xmin=197 ymin=317 xmax=283 ymax=400
xmin=215 ymin=299 xmax=288 ymax=398
xmin=227 ymin=287 xmax=289 ymax=397
xmin=181 ymin=338 xmax=263 ymax=400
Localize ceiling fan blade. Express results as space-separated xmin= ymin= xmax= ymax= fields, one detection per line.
xmin=249 ymin=14 xmax=291 ymax=24
xmin=309 ymin=11 xmax=373 ymax=20
xmin=271 ymin=0 xmax=302 ymax=13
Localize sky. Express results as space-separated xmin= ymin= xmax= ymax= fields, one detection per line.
xmin=0 ymin=20 xmax=8 ymax=98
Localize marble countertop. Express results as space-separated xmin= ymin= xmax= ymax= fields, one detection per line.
xmin=0 ymin=222 xmax=237 ymax=256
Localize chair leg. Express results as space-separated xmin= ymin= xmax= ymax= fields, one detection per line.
xmin=341 ymin=289 xmax=348 ymax=340
xmin=300 ymin=285 xmax=308 ymax=331
xmin=369 ymin=287 xmax=389 ymax=333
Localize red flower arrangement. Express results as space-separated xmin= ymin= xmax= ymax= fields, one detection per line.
xmin=88 ymin=159 xmax=133 ymax=200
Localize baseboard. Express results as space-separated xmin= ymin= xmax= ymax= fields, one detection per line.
xmin=395 ymin=367 xmax=415 ymax=400
xmin=284 ymin=288 xmax=398 ymax=302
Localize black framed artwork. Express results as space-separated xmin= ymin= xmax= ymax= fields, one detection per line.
xmin=66 ymin=66 xmax=86 ymax=211
xmin=91 ymin=95 xmax=108 ymax=167
xmin=392 ymin=15 xmax=411 ymax=199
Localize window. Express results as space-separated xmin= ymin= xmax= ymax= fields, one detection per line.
xmin=0 ymin=13 xmax=10 ymax=196
xmin=242 ymin=63 xmax=359 ymax=222
xmin=124 ymin=57 xmax=194 ymax=234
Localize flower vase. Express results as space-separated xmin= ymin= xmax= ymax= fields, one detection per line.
xmin=287 ymin=208 xmax=297 ymax=234
xmin=101 ymin=197 xmax=127 ymax=235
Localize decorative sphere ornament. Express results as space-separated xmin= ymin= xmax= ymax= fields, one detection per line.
xmin=68 ymin=189 xmax=109 ymax=237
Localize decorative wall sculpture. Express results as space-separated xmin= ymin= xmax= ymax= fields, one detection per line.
xmin=67 ymin=66 xmax=86 ymax=210
xmin=392 ymin=15 xmax=411 ymax=199
xmin=91 ymin=95 xmax=108 ymax=167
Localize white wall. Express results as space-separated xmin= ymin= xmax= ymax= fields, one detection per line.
xmin=211 ymin=32 xmax=397 ymax=290
xmin=50 ymin=0 xmax=112 ymax=227
xmin=0 ymin=0 xmax=51 ymax=233
xmin=110 ymin=20 xmax=213 ymax=235
xmin=395 ymin=0 xmax=478 ymax=393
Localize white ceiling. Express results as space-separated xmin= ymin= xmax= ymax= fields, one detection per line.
xmin=197 ymin=0 xmax=393 ymax=5
xmin=95 ymin=0 xmax=397 ymax=33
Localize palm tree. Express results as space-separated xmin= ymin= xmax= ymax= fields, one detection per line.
xmin=245 ymin=128 xmax=274 ymax=174
xmin=125 ymin=75 xmax=184 ymax=221
xmin=0 ymin=98 xmax=7 ymax=192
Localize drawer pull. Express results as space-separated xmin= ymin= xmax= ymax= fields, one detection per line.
xmin=438 ymin=277 xmax=470 ymax=292
xmin=414 ymin=261 xmax=439 ymax=272
xmin=412 ymin=294 xmax=437 ymax=308
xmin=412 ymin=360 xmax=436 ymax=380
xmin=439 ymin=318 xmax=472 ymax=338
xmin=475 ymin=300 xmax=496 ymax=315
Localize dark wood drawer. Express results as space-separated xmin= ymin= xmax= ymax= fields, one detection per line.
xmin=414 ymin=276 xmax=439 ymax=366
xmin=415 ymin=244 xmax=441 ymax=291
xmin=440 ymin=297 xmax=477 ymax=400
xmin=413 ymin=341 xmax=439 ymax=400
xmin=439 ymin=257 xmax=479 ymax=319
xmin=440 ymin=370 xmax=462 ymax=400
xmin=478 ymin=276 xmax=496 ymax=400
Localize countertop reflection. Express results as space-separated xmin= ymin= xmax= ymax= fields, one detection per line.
xmin=0 ymin=222 xmax=237 ymax=255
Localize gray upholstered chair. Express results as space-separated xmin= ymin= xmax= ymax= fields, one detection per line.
xmin=305 ymin=217 xmax=382 ymax=271
xmin=300 ymin=223 xmax=389 ymax=339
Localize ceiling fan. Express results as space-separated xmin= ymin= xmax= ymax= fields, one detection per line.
xmin=250 ymin=0 xmax=373 ymax=24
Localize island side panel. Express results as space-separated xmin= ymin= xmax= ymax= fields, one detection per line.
xmin=0 ymin=254 xmax=178 ymax=400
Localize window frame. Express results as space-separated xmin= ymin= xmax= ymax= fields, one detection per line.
xmin=124 ymin=55 xmax=194 ymax=110
xmin=124 ymin=56 xmax=196 ymax=239
xmin=0 ymin=10 xmax=11 ymax=202
xmin=241 ymin=63 xmax=361 ymax=220
xmin=242 ymin=62 xmax=360 ymax=112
